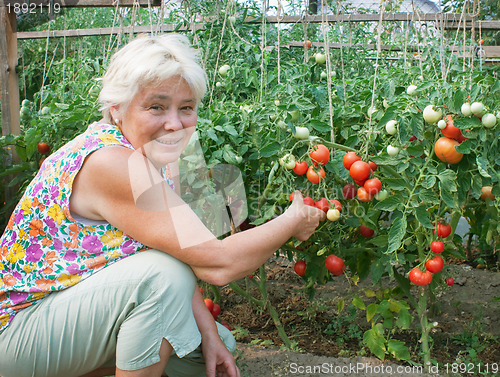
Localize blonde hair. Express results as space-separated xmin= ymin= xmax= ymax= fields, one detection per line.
xmin=99 ymin=34 xmax=207 ymax=123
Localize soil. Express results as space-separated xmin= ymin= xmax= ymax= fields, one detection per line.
xmin=215 ymin=258 xmax=500 ymax=377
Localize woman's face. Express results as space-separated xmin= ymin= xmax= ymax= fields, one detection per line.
xmin=116 ymin=76 xmax=198 ymax=168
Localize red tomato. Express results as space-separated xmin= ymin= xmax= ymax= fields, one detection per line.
xmin=294 ymin=260 xmax=307 ymax=276
xmin=293 ymin=161 xmax=308 ymax=175
xmin=330 ymin=199 xmax=342 ymax=211
xmin=303 ymin=196 xmax=315 ymax=207
xmin=409 ymin=135 xmax=418 ymax=142
xmin=303 ymin=40 xmax=312 ymax=48
xmin=309 ymin=144 xmax=330 ymax=166
xmin=369 ymin=161 xmax=378 ymax=172
xmin=306 ymin=166 xmax=325 ymax=184
xmin=441 ymin=115 xmax=463 ymax=140
xmin=435 ymin=223 xmax=452 ymax=238
xmin=204 ymin=298 xmax=214 ymax=313
xmin=445 ymin=277 xmax=454 ymax=286
xmin=349 ymin=161 xmax=371 ymax=181
xmin=314 ymin=197 xmax=329 ymax=212
xmin=425 ymin=255 xmax=444 ymax=273
xmin=211 ymin=303 xmax=221 ymax=320
xmin=359 ymin=225 xmax=374 ymax=238
xmin=357 ymin=187 xmax=373 ymax=202
xmin=430 ymin=241 xmax=444 ymax=254
xmin=364 ymin=178 xmax=382 ymax=195
xmin=342 ymin=151 xmax=361 ymax=170
xmin=409 ymin=268 xmax=433 ymax=286
xmin=37 ymin=142 xmax=50 ymax=154
xmin=354 ymin=179 xmax=367 ymax=187
xmin=342 ymin=184 xmax=356 ymax=200
xmin=325 ymin=254 xmax=345 ymax=276
xmin=434 ymin=137 xmax=463 ymax=164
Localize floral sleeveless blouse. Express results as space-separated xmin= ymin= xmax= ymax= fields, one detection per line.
xmin=0 ymin=122 xmax=173 ymax=333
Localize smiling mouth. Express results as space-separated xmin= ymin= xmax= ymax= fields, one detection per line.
xmin=155 ymin=138 xmax=182 ymax=145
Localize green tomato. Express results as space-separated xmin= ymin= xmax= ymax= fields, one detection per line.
xmin=315 ymin=53 xmax=326 ymax=64
xmin=218 ymin=64 xmax=230 ymax=77
xmin=41 ymin=106 xmax=51 ymax=115
xmin=482 ymin=113 xmax=497 ymax=128
xmin=423 ymin=105 xmax=442 ymax=124
xmin=289 ymin=110 xmax=300 ymax=123
xmin=374 ymin=189 xmax=388 ymax=201
xmin=470 ymin=102 xmax=484 ymax=116
xmin=279 ymin=154 xmax=296 ymax=170
xmin=461 ymin=102 xmax=472 ymax=116
xmin=293 ymin=126 xmax=310 ymax=140
xmin=326 ymin=208 xmax=340 ymax=222
xmin=385 ymin=120 xmax=397 ymax=135
xmin=406 ymin=85 xmax=417 ymax=96
xmin=387 ymin=145 xmax=399 ymax=157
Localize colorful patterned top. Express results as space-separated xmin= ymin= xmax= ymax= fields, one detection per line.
xmin=0 ymin=122 xmax=170 ymax=333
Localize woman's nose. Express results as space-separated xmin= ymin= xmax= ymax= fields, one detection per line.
xmin=163 ymin=110 xmax=183 ymax=130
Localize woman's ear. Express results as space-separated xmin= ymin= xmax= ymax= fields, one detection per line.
xmin=109 ymin=106 xmax=121 ymax=126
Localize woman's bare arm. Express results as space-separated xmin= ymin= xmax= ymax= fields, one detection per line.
xmin=71 ymin=146 xmax=324 ymax=285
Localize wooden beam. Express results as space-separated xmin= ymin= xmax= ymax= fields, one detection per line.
xmin=0 ymin=0 xmax=161 ymax=8
xmin=17 ymin=22 xmax=204 ymax=39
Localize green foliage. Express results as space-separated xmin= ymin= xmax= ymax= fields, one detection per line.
xmin=1 ymin=0 xmax=499 ymax=366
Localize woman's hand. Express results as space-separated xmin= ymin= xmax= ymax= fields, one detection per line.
xmin=201 ymin=333 xmax=240 ymax=377
xmin=285 ymin=191 xmax=326 ymax=241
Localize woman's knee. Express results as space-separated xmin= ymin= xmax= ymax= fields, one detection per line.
xmin=134 ymin=249 xmax=197 ymax=296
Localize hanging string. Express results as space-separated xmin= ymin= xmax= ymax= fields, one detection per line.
xmin=321 ymin=0 xmax=335 ymax=143
xmin=443 ymin=4 xmax=467 ymax=83
xmin=367 ymin=0 xmax=386 ymax=132
xmin=208 ymin=0 xmax=230 ymax=108
xmin=336 ymin=0 xmax=346 ymax=106
xmin=276 ymin=0 xmax=284 ymax=84
xmin=259 ymin=0 xmax=268 ymax=101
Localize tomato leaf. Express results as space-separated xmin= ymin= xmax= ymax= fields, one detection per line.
xmin=455 ymin=139 xmax=472 ymax=154
xmin=415 ymin=205 xmax=434 ymax=228
xmin=395 ymin=307 xmax=412 ymax=330
xmin=293 ymin=96 xmax=315 ymax=110
xmin=387 ymin=339 xmax=411 ymax=361
xmin=259 ymin=142 xmax=281 ymax=157
xmin=374 ymin=195 xmax=401 ymax=211
xmin=352 ymin=295 xmax=366 ymax=310
xmin=418 ymin=189 xmax=440 ymax=206
xmin=386 ymin=215 xmax=406 ymax=254
xmin=476 ymin=156 xmax=492 ymax=178
xmin=439 ymin=182 xmax=457 ymax=209
xmin=363 ymin=326 xmax=386 ymax=360
xmin=382 ymin=178 xmax=408 ymax=191
xmin=421 ymin=175 xmax=436 ymax=189
xmin=366 ymin=303 xmax=379 ymax=322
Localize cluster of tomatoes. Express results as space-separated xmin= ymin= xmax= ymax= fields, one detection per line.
xmin=342 ymin=151 xmax=384 ymax=202
xmin=204 ymin=297 xmax=222 ymax=320
xmin=284 ymin=143 xmax=344 ymax=222
xmin=294 ymin=253 xmax=346 ymax=278
xmin=281 ymin=143 xmax=330 ymax=184
xmin=408 ymin=222 xmax=454 ymax=287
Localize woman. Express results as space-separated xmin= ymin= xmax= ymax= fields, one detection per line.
xmin=0 ymin=34 xmax=324 ymax=377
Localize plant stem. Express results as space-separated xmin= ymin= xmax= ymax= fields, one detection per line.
xmin=416 ymin=231 xmax=431 ymax=366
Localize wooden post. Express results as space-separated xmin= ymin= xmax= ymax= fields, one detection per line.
xmin=0 ymin=5 xmax=20 ymax=140
xmin=1 ymin=5 xmax=20 ymax=210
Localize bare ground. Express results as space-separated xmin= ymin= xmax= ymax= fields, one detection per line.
xmin=216 ymin=259 xmax=500 ymax=377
